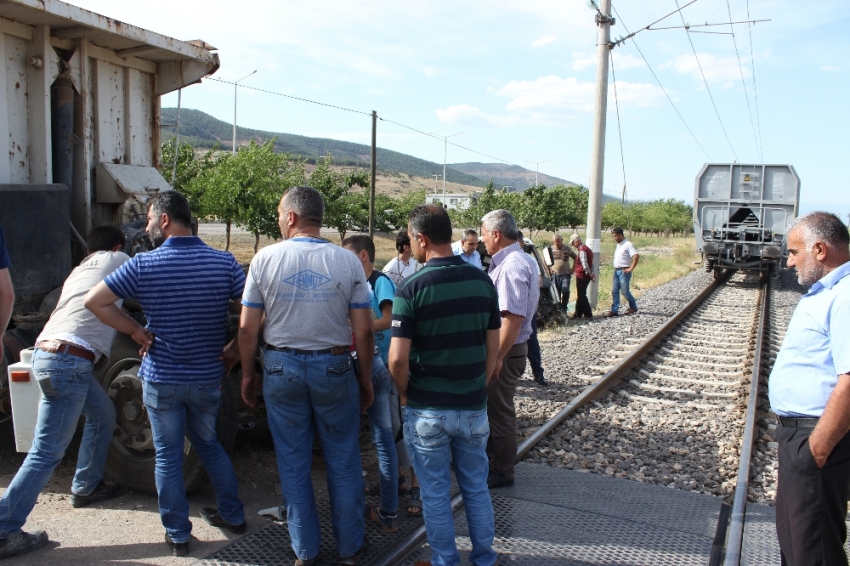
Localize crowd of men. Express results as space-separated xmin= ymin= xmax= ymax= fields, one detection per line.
xmin=1 ymin=189 xmax=849 ymax=566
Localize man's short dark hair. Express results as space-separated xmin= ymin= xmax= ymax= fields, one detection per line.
xmin=148 ymin=191 xmax=192 ymax=227
xmin=283 ymin=186 xmax=324 ymax=227
xmin=395 ymin=230 xmax=411 ymax=253
xmin=86 ymin=225 xmax=126 ymax=252
xmin=462 ymin=228 xmax=478 ymax=241
xmin=611 ymin=226 xmax=624 ymax=236
xmin=408 ymin=205 xmax=452 ymax=246
xmin=342 ymin=234 xmax=375 ymax=263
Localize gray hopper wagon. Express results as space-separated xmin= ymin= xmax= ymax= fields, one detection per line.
xmin=694 ymin=163 xmax=799 ymax=278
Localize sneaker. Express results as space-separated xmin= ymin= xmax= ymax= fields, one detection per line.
xmin=70 ymin=480 xmax=125 ymax=508
xmin=338 ymin=538 xmax=369 ymax=565
xmin=533 ymin=374 xmax=548 ymax=386
xmin=486 ymin=471 xmax=514 ymax=489
xmin=199 ymin=507 xmax=247 ymax=534
xmin=165 ymin=533 xmax=189 ymax=557
xmin=0 ymin=531 xmax=49 ymax=559
xmin=367 ymin=504 xmax=398 ymax=533
xmin=603 ymin=311 xmax=618 ymax=318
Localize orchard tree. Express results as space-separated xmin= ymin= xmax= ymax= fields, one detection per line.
xmin=161 ymin=139 xmax=220 ymax=216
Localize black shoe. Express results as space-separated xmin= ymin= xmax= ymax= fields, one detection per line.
xmin=338 ymin=537 xmax=369 ymax=565
xmin=487 ymin=471 xmax=514 ymax=489
xmin=70 ymin=480 xmax=125 ymax=508
xmin=165 ymin=533 xmax=189 ymax=556
xmin=533 ymin=374 xmax=548 ymax=386
xmin=199 ymin=507 xmax=247 ymax=534
xmin=0 ymin=531 xmax=49 ymax=559
xmin=295 ymin=557 xmax=318 ymax=566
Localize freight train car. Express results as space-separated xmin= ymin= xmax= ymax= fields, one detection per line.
xmin=694 ymin=163 xmax=799 ymax=278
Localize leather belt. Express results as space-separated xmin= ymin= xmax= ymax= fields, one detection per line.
xmin=36 ymin=339 xmax=96 ymax=362
xmin=266 ymin=345 xmax=349 ymax=356
xmin=778 ymin=416 xmax=820 ymax=430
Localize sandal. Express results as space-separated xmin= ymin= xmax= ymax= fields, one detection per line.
xmin=406 ymin=486 xmax=422 ymax=517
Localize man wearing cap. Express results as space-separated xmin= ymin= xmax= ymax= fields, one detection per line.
xmin=570 ymin=234 xmax=595 ymax=320
xmin=605 ymin=227 xmax=639 ymax=317
xmin=768 ymin=212 xmax=850 ymax=566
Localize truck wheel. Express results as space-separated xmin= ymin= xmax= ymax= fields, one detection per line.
xmin=96 ymin=334 xmax=239 ymax=496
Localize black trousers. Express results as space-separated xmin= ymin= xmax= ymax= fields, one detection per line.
xmin=574 ymin=277 xmax=593 ymax=319
xmin=776 ymin=424 xmax=850 ymax=566
xmin=527 ymin=315 xmax=543 ymax=378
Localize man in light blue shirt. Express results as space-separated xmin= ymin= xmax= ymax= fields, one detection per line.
xmin=768 ymin=212 xmax=850 ymax=566
xmin=452 ymin=228 xmax=483 ymax=270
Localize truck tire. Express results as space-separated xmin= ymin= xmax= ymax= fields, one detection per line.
xmin=96 ymin=333 xmax=239 ymax=496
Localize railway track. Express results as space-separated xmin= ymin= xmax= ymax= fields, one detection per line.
xmin=368 ymin=270 xmax=774 ymax=566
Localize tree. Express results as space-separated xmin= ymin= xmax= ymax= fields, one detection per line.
xmin=308 ymin=156 xmax=370 ymax=241
xmin=161 ymin=138 xmax=220 ymax=217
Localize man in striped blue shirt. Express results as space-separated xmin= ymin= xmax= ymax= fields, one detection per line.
xmin=85 ymin=191 xmax=246 ymax=556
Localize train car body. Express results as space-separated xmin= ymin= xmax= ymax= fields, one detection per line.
xmin=694 ymin=163 xmax=799 ymax=276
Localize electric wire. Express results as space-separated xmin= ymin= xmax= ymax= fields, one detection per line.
xmin=674 ymin=0 xmax=739 ymax=161
xmin=745 ymin=0 xmax=764 ymax=161
xmin=609 ymin=51 xmax=628 ymax=206
xmin=612 ymin=5 xmax=714 ymax=161
xmin=207 ymin=77 xmax=371 ymax=116
xmin=610 ymin=0 xmax=700 ymax=47
xmin=726 ymin=0 xmax=762 ymax=162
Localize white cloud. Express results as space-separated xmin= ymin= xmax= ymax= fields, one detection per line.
xmin=660 ymin=54 xmax=750 ymax=86
xmin=821 ymin=65 xmax=840 ymax=72
xmin=572 ymin=52 xmax=595 ymax=71
xmin=435 ymin=105 xmax=519 ymax=127
xmin=611 ymin=53 xmax=645 ymax=71
xmin=531 ymin=35 xmax=558 ymax=47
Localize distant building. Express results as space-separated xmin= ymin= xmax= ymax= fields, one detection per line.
xmin=424 ymin=192 xmax=480 ymax=211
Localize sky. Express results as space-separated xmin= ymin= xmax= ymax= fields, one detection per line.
xmin=68 ymin=0 xmax=850 ymax=221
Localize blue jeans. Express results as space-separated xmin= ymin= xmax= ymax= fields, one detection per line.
xmin=0 ymin=349 xmax=115 ymax=538
xmin=611 ymin=269 xmax=637 ymax=313
xmin=363 ymin=354 xmax=398 ymax=515
xmin=142 ymin=379 xmax=244 ymax=543
xmin=553 ymin=273 xmax=571 ymax=307
xmin=263 ymin=349 xmax=365 ymax=561
xmin=403 ymin=406 xmax=497 ymax=566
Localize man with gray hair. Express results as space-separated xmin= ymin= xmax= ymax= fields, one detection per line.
xmin=480 ymin=209 xmax=539 ymax=488
xmin=239 ymin=186 xmax=375 ymax=566
xmin=452 ymin=228 xmax=483 ymax=269
xmin=768 ymin=212 xmax=850 ymax=566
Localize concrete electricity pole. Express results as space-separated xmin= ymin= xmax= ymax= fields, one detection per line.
xmin=432 ymin=174 xmax=441 ymax=197
xmin=232 ymin=70 xmax=257 ymax=155
xmin=586 ymin=0 xmax=614 ymax=307
xmin=432 ymin=132 xmax=462 ymax=206
xmin=526 ymin=159 xmax=550 ymax=187
xmin=369 ymin=110 xmax=377 ymax=238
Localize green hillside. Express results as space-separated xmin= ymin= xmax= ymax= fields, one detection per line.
xmin=161 ymin=108 xmax=487 ymax=188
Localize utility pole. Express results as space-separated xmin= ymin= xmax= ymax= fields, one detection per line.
xmin=369 ymin=110 xmax=377 ymax=239
xmin=170 ymin=89 xmax=181 ymax=188
xmin=586 ymin=0 xmax=614 ymax=308
xmin=526 ymin=159 xmax=550 ymax=188
xmin=432 ymin=132 xmax=462 ymax=207
xmin=232 ymin=70 xmax=257 ymax=155
xmin=432 ymin=174 xmax=441 ymax=199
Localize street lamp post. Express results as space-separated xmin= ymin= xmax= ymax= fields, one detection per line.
xmin=431 ymin=132 xmax=462 ymax=206
xmin=526 ymin=159 xmax=551 ymax=188
xmin=432 ymin=174 xmax=441 ymax=201
xmin=232 ymin=70 xmax=257 ymax=155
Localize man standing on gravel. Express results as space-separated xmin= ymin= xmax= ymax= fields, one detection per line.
xmin=0 ymin=226 xmax=128 ymax=560
xmin=389 ymin=204 xmax=500 ymax=566
xmin=570 ymin=234 xmax=595 ymax=320
xmin=550 ymin=233 xmax=576 ymax=312
xmin=605 ymin=227 xmax=639 ymax=317
xmin=86 ymin=192 xmax=247 ymax=557
xmin=480 ymin=210 xmax=539 ymax=489
xmin=768 ymin=211 xmax=850 ymax=566
xmin=239 ymin=186 xmax=374 ymax=566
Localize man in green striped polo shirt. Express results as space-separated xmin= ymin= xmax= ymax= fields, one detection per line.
xmin=389 ymin=204 xmax=500 ymax=566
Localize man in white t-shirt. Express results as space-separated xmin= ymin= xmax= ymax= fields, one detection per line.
xmin=238 ymin=186 xmax=374 ymax=566
xmin=605 ymin=226 xmax=640 ymax=317
xmin=451 ymin=228 xmax=483 ymax=269
xmin=382 ymin=230 xmax=421 ymax=286
xmin=0 ymin=226 xmax=129 ymax=560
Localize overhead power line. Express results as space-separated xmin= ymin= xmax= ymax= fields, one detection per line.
xmin=745 ymin=0 xmax=765 ymax=161
xmin=674 ymin=0 xmax=738 ymax=162
xmin=726 ymin=0 xmax=763 ymax=162
xmin=612 ymin=5 xmax=713 ymax=161
xmin=609 ymin=50 xmax=628 ymax=204
xmin=207 ymin=77 xmax=371 ymax=116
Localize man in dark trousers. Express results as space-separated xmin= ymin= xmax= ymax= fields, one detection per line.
xmin=768 ymin=212 xmax=850 ymax=566
xmin=569 ymin=234 xmax=595 ymax=320
xmin=0 ymin=226 xmax=128 ymax=560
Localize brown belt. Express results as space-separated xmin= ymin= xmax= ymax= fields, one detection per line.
xmin=36 ymin=340 xmax=96 ymax=362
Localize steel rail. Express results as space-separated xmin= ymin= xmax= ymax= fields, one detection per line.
xmin=366 ymin=273 xmax=730 ymax=566
xmin=722 ymin=275 xmax=769 ymax=565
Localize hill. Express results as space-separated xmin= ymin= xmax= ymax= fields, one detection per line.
xmin=448 ymin=162 xmax=578 ymax=192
